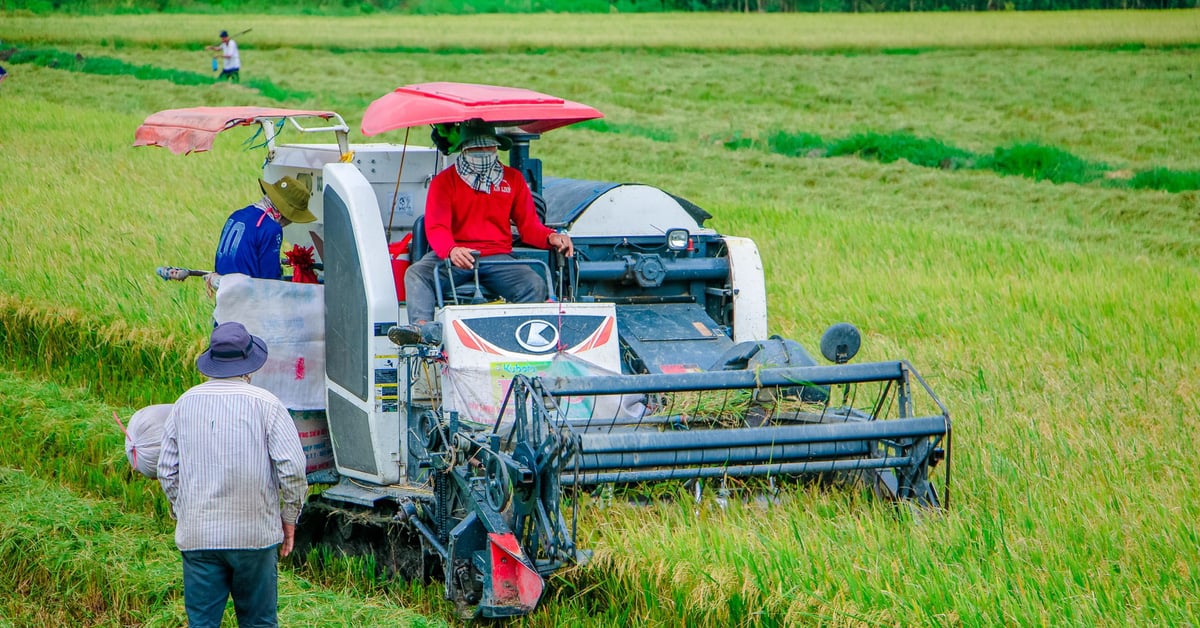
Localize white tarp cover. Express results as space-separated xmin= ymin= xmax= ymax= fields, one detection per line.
xmin=213 ymin=274 xmax=326 ymax=410
xmin=124 ymin=404 xmax=173 ymax=478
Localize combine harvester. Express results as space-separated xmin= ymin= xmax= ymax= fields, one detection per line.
xmin=136 ymin=82 xmax=951 ymax=618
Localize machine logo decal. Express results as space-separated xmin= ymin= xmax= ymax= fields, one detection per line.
xmin=569 ymin=316 xmax=615 ymax=353
xmin=515 ymin=319 xmax=559 ymax=353
xmin=453 ymin=320 xmax=501 ymax=355
xmin=454 ymin=315 xmax=608 ymax=356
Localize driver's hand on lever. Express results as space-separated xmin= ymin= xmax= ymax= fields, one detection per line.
xmin=449 ymin=246 xmax=478 ymax=270
xmin=547 ymin=232 xmax=574 ymax=258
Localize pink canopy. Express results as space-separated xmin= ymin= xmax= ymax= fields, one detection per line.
xmin=361 ymin=82 xmax=603 ymax=137
xmin=133 ymin=106 xmax=341 ymax=155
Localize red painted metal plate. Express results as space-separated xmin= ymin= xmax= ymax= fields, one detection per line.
xmin=361 ymin=82 xmax=603 ymax=137
xmin=133 ymin=106 xmax=339 ymax=155
xmin=487 ymin=532 xmax=544 ymax=610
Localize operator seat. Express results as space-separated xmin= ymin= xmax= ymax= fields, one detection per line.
xmin=408 ymin=215 xmax=557 ymax=308
xmin=409 ymin=214 xmax=498 ymax=306
xmin=410 ymin=215 xmax=429 ymax=262
xmin=410 ymin=191 xmax=547 ymax=258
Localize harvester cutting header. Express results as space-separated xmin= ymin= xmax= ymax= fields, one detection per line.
xmin=134 ymin=82 xmax=951 ymax=618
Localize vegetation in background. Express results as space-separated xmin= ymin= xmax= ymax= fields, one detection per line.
xmin=5 ymin=11 xmax=1198 ymax=53
xmin=4 ymin=46 xmax=309 ymax=101
xmin=2 ymin=0 xmax=1196 ymax=14
xmin=1 ymin=10 xmax=1199 ymax=627
xmin=719 ymin=129 xmax=1200 ymax=191
xmin=9 ymin=40 xmax=1196 ymax=192
xmin=1127 ymin=166 xmax=1200 ymax=193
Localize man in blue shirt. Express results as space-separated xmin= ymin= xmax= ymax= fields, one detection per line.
xmin=214 ymin=176 xmax=315 ymax=280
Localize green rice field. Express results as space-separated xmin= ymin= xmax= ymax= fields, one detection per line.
xmin=1 ymin=9 xmax=1198 ymax=626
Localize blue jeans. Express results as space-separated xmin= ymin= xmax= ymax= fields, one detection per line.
xmin=181 ymin=547 xmax=279 ymax=628
xmin=404 ymin=251 xmax=548 ymax=323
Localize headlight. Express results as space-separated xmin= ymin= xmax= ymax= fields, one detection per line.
xmin=666 ymin=228 xmax=690 ymax=251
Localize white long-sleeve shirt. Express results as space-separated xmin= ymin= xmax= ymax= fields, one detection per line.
xmin=220 ymin=39 xmax=240 ymax=71
xmin=158 ymin=378 xmax=307 ymax=551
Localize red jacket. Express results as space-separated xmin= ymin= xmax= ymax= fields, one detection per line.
xmin=424 ymin=166 xmax=553 ymax=258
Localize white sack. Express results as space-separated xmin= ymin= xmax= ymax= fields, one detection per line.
xmin=291 ymin=410 xmax=334 ymax=474
xmin=213 ymin=274 xmax=326 ymax=410
xmin=124 ymin=404 xmax=173 ymax=478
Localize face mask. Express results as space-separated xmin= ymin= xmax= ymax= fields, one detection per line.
xmin=461 ymin=150 xmax=498 ymax=170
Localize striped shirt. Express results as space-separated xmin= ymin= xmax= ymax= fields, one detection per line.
xmin=158 ymin=379 xmax=308 ymax=551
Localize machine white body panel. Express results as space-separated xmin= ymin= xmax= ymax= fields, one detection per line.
xmin=321 ymin=162 xmax=407 ymax=485
xmin=266 ymin=143 xmax=443 ymax=254
xmin=567 ymin=184 xmax=717 ymax=237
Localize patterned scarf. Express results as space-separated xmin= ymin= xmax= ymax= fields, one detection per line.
xmin=254 ymin=197 xmax=282 ymax=227
xmin=455 ymin=151 xmax=503 ymax=193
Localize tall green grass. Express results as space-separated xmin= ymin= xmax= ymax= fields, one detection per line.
xmin=0 ymin=370 xmax=455 ymax=625
xmin=0 ymin=468 xmax=449 ymax=626
xmin=1 ymin=11 xmax=1199 ymax=627
xmin=724 ymin=129 xmax=1200 ymax=191
xmin=4 ymin=46 xmax=313 ymax=101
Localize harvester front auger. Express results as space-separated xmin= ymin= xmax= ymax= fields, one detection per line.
xmin=539 ymin=360 xmax=951 ymax=507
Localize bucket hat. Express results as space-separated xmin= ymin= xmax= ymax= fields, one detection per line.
xmin=259 ymin=176 xmax=316 ymax=224
xmin=433 ymin=120 xmax=512 ymax=154
xmin=196 ymin=322 xmax=268 ymax=378
xmin=459 ymin=120 xmax=512 ymax=152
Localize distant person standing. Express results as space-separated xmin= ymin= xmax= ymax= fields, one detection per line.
xmin=158 ymin=321 xmax=308 ymax=628
xmin=206 ymin=30 xmax=240 ymax=83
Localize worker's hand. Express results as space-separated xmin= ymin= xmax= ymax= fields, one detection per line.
xmin=203 ymin=272 xmax=220 ymax=299
xmin=548 ymin=232 xmax=574 ymax=258
xmin=280 ymin=522 xmax=296 ymax=557
xmin=449 ymin=246 xmax=476 ymax=270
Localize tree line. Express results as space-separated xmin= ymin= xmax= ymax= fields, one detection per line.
xmin=3 ymin=0 xmax=1194 ymax=14
xmin=665 ymin=0 xmax=1193 ymax=8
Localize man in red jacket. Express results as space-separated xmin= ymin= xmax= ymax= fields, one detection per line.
xmin=396 ymin=122 xmax=573 ymax=344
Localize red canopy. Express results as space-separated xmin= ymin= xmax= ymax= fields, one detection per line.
xmin=361 ymin=82 xmax=603 ymax=137
xmin=133 ymin=106 xmax=341 ymax=155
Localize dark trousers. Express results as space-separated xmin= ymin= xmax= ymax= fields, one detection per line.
xmin=404 ymin=251 xmax=547 ymax=323
xmin=182 ymin=547 xmax=279 ymax=628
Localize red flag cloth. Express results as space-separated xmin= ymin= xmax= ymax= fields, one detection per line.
xmin=285 ymin=245 xmax=319 ymax=284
